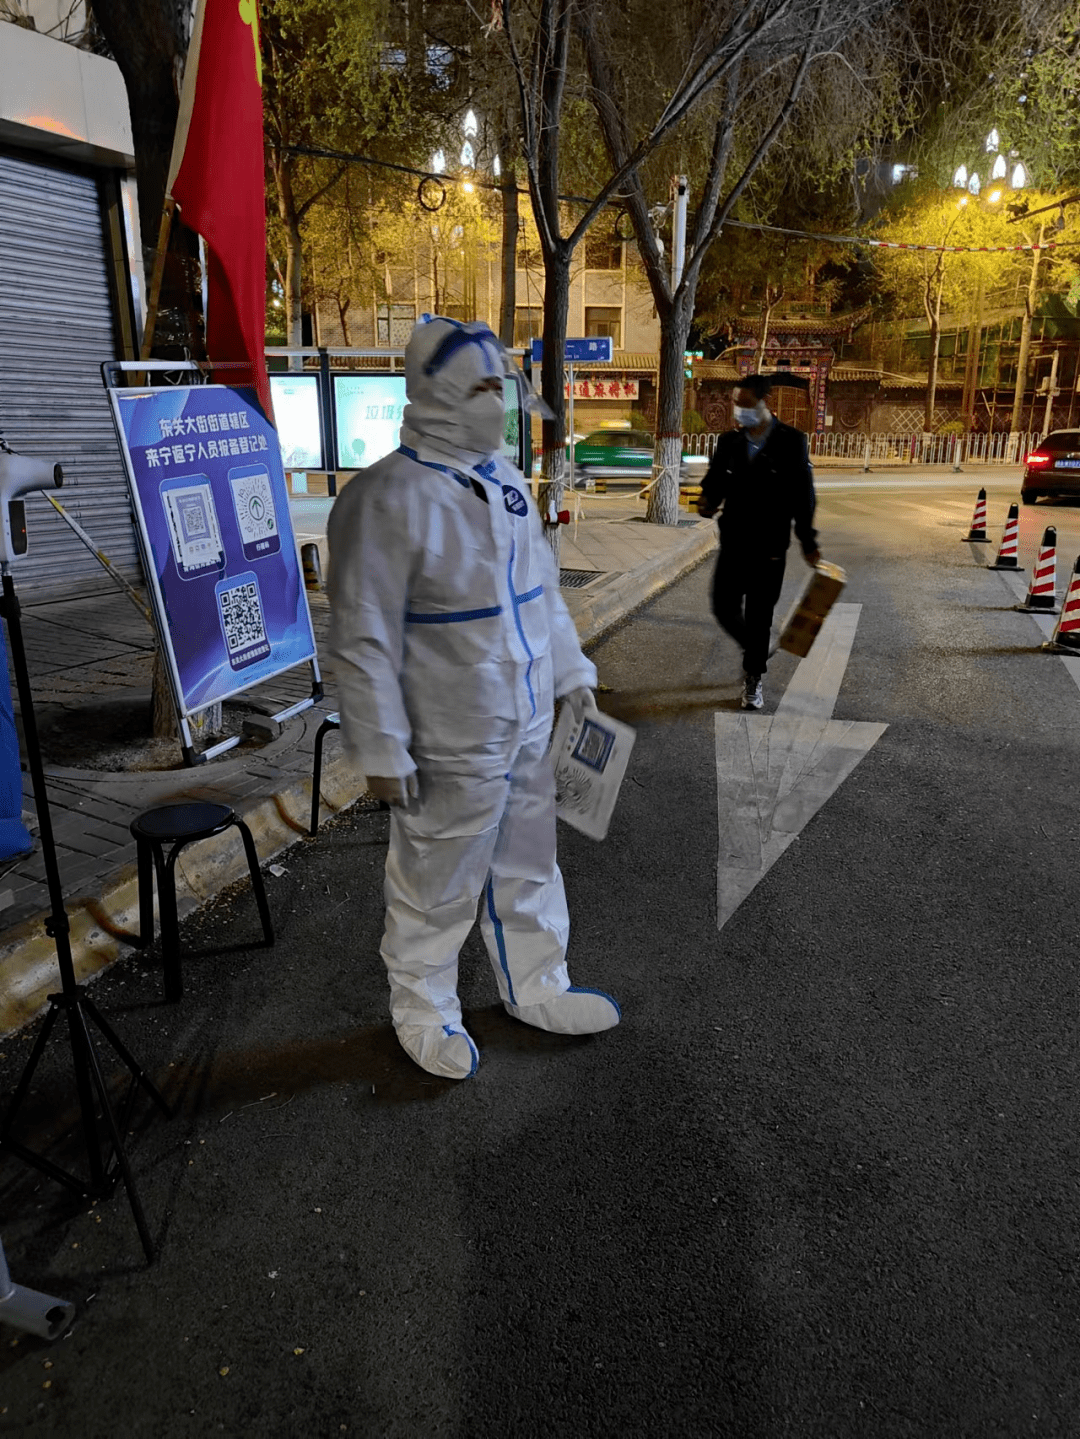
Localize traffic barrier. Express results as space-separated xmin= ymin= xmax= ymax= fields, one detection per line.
xmin=989 ymin=502 xmax=1024 ymax=570
xmin=679 ymin=482 xmax=702 ymax=510
xmin=1042 ymin=554 xmax=1080 ymax=651
xmin=962 ymin=487 xmax=990 ymax=542
xmin=1016 ymin=526 xmax=1058 ymax=612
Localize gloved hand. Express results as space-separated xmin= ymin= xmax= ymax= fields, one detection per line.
xmin=366 ymin=773 xmax=420 ymax=808
xmin=560 ymin=686 xmax=598 ymax=724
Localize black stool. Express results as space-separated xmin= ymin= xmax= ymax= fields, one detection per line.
xmin=129 ymin=802 xmax=274 ymax=1002
xmin=310 ymin=712 xmax=340 ymax=835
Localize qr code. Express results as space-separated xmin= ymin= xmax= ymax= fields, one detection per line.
xmin=218 ymin=579 xmax=267 ymax=653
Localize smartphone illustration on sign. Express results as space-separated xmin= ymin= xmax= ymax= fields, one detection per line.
xmin=228 ymin=463 xmax=280 ymax=561
xmin=215 ymin=571 xmax=272 ymax=672
xmin=160 ymin=475 xmax=225 ymax=577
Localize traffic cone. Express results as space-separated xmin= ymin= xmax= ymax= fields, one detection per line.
xmin=988 ymin=501 xmax=1024 ymax=570
xmin=1015 ymin=525 xmax=1058 ymax=612
xmin=1043 ymin=554 xmax=1080 ymax=651
xmin=962 ymin=487 xmax=991 ymax=542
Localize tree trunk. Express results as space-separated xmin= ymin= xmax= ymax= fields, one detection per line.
xmin=88 ymin=0 xmax=213 ymax=744
xmin=647 ymin=298 xmax=693 ymax=525
xmin=960 ymin=276 xmax=983 ymax=429
xmin=150 ymin=651 xmax=221 ymax=743
xmin=538 ymin=249 xmax=570 ymax=566
xmin=1010 ymin=232 xmax=1043 ymax=435
xmin=924 ymin=309 xmax=941 ymax=435
xmin=272 ymin=154 xmax=305 ymax=356
xmin=87 ymin=0 xmax=189 ymax=252
xmin=498 ymin=162 xmax=519 ymax=349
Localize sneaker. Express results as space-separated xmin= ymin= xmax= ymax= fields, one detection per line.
xmin=740 ymin=675 xmax=764 ymax=711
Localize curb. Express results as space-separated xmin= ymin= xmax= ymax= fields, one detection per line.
xmin=571 ymin=522 xmax=717 ymax=645
xmin=0 ymin=743 xmax=369 ymax=1036
xmin=0 ymin=525 xmax=715 ymax=1036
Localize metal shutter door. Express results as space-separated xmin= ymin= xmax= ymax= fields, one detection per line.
xmin=0 ymin=150 xmax=139 ymax=596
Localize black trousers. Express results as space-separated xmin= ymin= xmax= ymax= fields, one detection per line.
xmin=710 ymin=549 xmax=786 ymax=677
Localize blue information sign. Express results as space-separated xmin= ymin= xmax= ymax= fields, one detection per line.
xmin=110 ymin=385 xmax=317 ymax=717
xmin=530 ymin=337 xmax=614 ymax=364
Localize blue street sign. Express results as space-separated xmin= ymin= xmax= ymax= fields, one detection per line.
xmin=531 ymin=337 xmax=614 ymax=364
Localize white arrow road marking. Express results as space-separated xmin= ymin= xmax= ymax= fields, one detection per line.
xmin=714 ymin=603 xmax=887 ymax=931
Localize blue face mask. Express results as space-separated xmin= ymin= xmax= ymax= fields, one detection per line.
xmin=734 ymin=403 xmax=766 ymax=428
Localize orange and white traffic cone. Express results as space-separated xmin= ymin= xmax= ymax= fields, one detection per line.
xmin=989 ymin=501 xmax=1024 ymax=570
xmin=1043 ymin=554 xmax=1080 ymax=651
xmin=1016 ymin=525 xmax=1058 ymax=612
xmin=962 ymin=487 xmax=990 ymax=542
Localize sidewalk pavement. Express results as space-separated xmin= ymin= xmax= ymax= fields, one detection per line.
xmin=0 ymin=492 xmax=717 ymax=1035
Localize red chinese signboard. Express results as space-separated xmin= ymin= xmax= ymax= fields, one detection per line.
xmin=564 ymin=379 xmax=639 ymax=400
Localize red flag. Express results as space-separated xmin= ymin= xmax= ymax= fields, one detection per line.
xmin=168 ymin=0 xmax=272 ymax=420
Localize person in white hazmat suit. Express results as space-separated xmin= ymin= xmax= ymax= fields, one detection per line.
xmin=327 ymin=317 xmax=621 ymax=1080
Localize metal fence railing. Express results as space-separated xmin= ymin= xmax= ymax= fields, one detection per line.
xmin=681 ymin=431 xmax=1041 ymax=467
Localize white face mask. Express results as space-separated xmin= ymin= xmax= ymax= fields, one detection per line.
xmin=459 ymin=389 xmax=506 ymax=456
xmin=734 ymin=403 xmax=766 ymax=428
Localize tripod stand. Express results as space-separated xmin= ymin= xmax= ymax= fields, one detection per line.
xmin=0 ymin=568 xmax=170 ymax=1263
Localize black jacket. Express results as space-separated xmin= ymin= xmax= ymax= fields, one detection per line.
xmin=698 ymin=418 xmax=818 ymax=558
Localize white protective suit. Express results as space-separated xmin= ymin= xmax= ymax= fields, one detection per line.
xmin=327 ymin=318 xmax=620 ymax=1079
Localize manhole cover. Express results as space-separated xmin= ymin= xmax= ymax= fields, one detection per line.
xmin=559 ymin=569 xmax=606 ymax=589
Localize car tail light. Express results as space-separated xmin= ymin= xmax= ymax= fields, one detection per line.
xmin=1026 ymin=452 xmax=1051 ymax=466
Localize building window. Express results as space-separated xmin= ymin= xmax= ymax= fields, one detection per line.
xmin=514 ymin=307 xmax=543 ymax=348
xmin=585 ymin=235 xmax=623 ymax=270
xmin=584 ymin=307 xmax=622 ymax=348
xmin=377 ymin=303 xmax=416 ymax=347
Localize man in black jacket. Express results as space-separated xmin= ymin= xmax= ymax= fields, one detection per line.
xmin=697 ymin=374 xmax=821 ymax=710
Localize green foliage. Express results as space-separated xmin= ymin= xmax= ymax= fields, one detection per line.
xmin=989 ymin=1 xmax=1080 ymax=188
xmin=682 ymin=409 xmax=706 ymax=434
xmin=871 ymin=181 xmax=1063 ymax=324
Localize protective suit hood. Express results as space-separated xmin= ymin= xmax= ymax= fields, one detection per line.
xmin=400 ymin=317 xmax=507 ymax=470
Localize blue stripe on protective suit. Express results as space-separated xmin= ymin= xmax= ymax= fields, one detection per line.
xmin=485 ymin=877 xmax=515 ymax=1004
xmin=0 ymin=627 xmax=31 ymax=860
xmin=507 ymin=541 xmax=536 ymax=719
xmin=422 ymin=322 xmax=501 ymax=377
xmin=405 ymin=605 xmax=503 ymax=624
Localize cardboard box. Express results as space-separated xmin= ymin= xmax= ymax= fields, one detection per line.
xmin=777 ymin=561 xmax=846 ymax=658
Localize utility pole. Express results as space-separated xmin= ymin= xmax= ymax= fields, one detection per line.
xmin=1043 ymin=346 xmax=1060 ymax=437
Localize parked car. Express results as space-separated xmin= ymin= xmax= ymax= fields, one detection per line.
xmin=1021 ymin=430 xmax=1080 ymax=503
xmin=566 ymin=430 xmax=709 ymax=488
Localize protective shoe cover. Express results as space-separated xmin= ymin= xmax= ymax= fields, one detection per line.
xmin=505 ymin=984 xmax=621 ymax=1035
xmin=395 ymin=1021 xmax=479 ymax=1080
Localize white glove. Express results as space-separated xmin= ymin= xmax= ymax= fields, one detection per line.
xmin=561 ymin=686 xmax=598 ymax=724
xmin=366 ymin=773 xmax=420 ymax=808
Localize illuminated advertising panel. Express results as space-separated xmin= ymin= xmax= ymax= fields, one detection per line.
xmin=334 ymin=374 xmax=525 ymax=471
xmin=334 ymin=375 xmax=405 ymax=470
xmin=269 ymin=374 xmax=323 ymax=470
